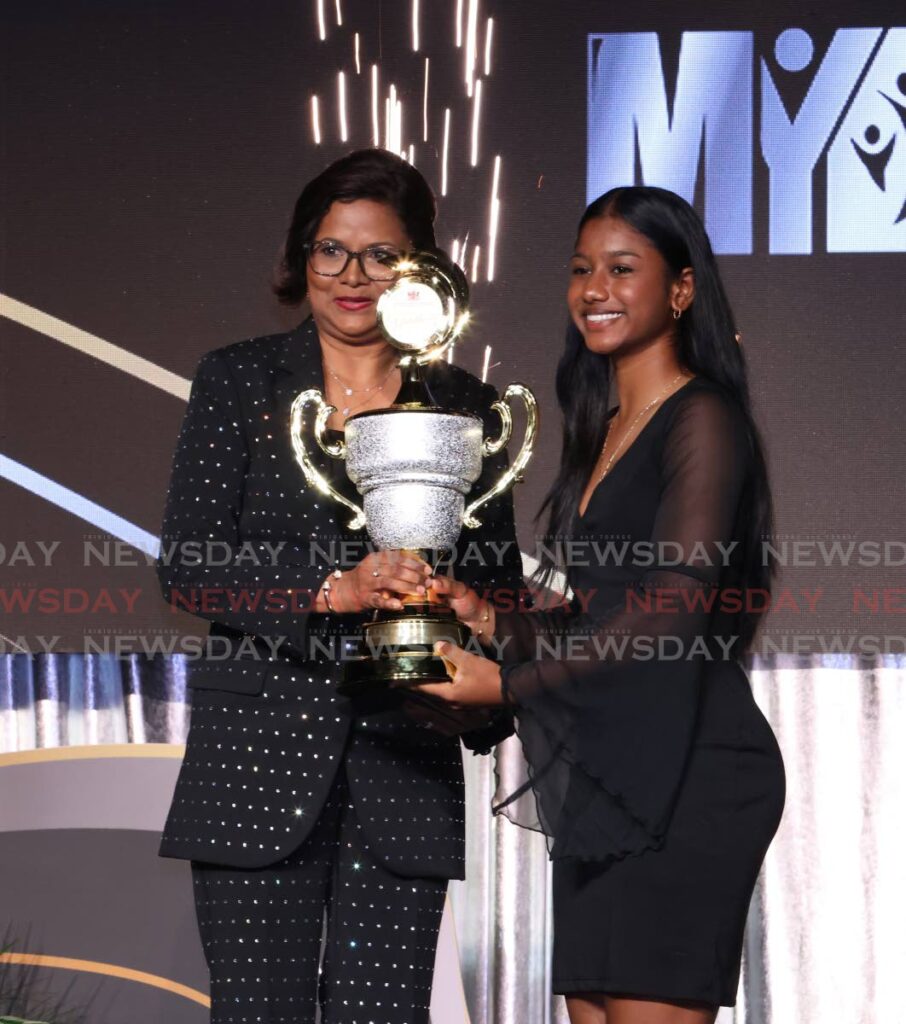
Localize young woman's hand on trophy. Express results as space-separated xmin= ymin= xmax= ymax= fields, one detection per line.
xmin=428 ymin=573 xmax=497 ymax=640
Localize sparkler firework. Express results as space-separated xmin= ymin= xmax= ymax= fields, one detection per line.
xmin=306 ymin=0 xmax=504 ymax=378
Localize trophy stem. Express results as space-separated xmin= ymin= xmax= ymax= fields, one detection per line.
xmin=338 ymin=553 xmax=468 ymax=696
xmin=397 ymin=547 xmax=451 ymax=608
xmin=393 ymin=360 xmax=434 ymax=409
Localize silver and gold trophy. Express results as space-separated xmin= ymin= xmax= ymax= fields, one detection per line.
xmin=290 ymin=251 xmax=537 ymax=694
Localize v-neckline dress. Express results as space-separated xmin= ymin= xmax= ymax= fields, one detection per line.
xmin=491 ymin=376 xmax=786 ymax=1007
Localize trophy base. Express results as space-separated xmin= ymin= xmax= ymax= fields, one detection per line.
xmin=338 ymin=604 xmax=469 ymax=698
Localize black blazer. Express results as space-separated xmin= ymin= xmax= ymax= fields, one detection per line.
xmin=157 ymin=319 xmax=524 ymax=876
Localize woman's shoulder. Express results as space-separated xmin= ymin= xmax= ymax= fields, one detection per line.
xmin=214 ymin=323 xmax=311 ymax=368
xmin=659 ymin=376 xmax=750 ymax=458
xmin=191 ymin=321 xmax=315 ymax=382
xmin=215 ymin=332 xmax=288 ymax=361
xmin=666 ymin=375 xmax=745 ymax=427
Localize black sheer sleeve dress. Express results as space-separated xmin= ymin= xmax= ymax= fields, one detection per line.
xmin=492 ymin=377 xmax=785 ymax=1007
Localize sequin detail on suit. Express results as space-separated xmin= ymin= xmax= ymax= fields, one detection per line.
xmin=156 ymin=319 xmax=524 ymax=1022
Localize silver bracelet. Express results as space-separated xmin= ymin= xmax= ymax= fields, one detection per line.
xmin=474 ymin=603 xmax=491 ymax=637
xmin=321 ymin=573 xmax=341 ymax=610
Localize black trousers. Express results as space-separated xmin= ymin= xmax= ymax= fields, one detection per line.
xmin=192 ymin=766 xmax=448 ymax=1024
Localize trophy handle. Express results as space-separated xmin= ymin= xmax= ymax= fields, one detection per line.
xmin=289 ymin=388 xmax=367 ymax=531
xmin=463 ymin=383 xmax=539 ymax=529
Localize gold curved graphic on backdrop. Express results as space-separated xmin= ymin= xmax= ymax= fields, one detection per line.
xmin=0 ymin=743 xmax=185 ymax=768
xmin=0 ymin=293 xmax=190 ymax=400
xmin=0 ymin=952 xmax=210 ymax=1008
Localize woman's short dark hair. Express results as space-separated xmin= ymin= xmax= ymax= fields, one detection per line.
xmin=273 ymin=148 xmax=438 ymax=304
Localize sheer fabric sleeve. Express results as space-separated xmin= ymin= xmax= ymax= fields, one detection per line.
xmin=492 ymin=388 xmax=749 ymax=862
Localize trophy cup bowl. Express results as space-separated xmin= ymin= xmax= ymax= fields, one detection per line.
xmin=345 ymin=408 xmax=483 ymax=552
xmin=289 ymin=250 xmax=538 ymax=695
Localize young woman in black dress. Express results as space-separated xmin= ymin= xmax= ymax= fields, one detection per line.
xmin=418 ymin=186 xmax=786 ymax=1024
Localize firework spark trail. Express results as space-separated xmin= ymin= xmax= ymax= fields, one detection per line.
xmin=305 ymin=1 xmax=507 ymax=376
xmin=484 ymin=18 xmax=494 ymax=75
xmin=481 ymin=345 xmax=492 ymax=383
xmin=441 ymin=108 xmax=451 ymax=195
xmin=422 ymin=58 xmax=430 ymax=142
xmin=470 ymin=78 xmax=483 ymax=166
xmin=311 ymin=95 xmax=322 ymax=144
xmin=465 ymin=0 xmax=479 ymax=96
xmin=392 ymin=93 xmax=403 ymax=154
xmin=338 ymin=72 xmax=348 ymax=142
xmin=488 ymin=155 xmax=501 ymax=281
xmin=384 ymin=82 xmax=402 ymax=152
xmin=371 ymin=64 xmax=380 ymax=145
xmin=388 ymin=85 xmax=397 ymax=152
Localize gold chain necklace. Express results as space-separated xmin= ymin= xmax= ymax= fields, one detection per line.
xmin=598 ymin=373 xmax=686 ymax=482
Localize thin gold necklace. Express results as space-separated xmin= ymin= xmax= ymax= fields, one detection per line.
xmin=324 ymin=360 xmax=399 ymax=396
xmin=323 ymin=360 xmax=399 ymax=419
xmin=335 ymin=376 xmax=397 ymax=421
xmin=598 ymin=373 xmax=686 ymax=482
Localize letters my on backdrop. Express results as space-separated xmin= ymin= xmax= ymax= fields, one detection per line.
xmin=587 ymin=28 xmax=906 ymax=254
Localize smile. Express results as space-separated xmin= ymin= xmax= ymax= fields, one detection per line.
xmin=585 ymin=312 xmax=623 ymax=323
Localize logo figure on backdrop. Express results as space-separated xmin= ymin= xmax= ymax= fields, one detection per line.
xmin=846 ymin=71 xmax=906 ymax=227
xmin=587 ymin=27 xmax=906 ymax=254
xmin=827 ymin=31 xmax=905 ymax=249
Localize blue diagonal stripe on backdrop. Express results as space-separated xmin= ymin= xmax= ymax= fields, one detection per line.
xmin=0 ymin=453 xmax=160 ymax=558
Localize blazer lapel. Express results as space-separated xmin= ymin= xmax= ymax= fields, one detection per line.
xmin=273 ymin=317 xmax=365 ymax=524
xmin=273 ymin=317 xmax=324 ymax=406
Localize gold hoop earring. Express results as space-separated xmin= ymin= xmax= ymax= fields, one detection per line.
xmin=672 ymin=308 xmax=682 ymax=321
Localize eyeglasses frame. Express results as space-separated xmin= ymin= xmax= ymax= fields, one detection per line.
xmin=304 ymin=240 xmax=406 ymax=282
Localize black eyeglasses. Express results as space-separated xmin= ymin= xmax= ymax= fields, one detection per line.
xmin=305 ymin=240 xmax=405 ymax=282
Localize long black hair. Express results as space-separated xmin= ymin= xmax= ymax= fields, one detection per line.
xmin=537 ymin=185 xmax=775 ymax=650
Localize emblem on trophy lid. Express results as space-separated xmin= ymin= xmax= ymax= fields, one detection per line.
xmin=374 ymin=250 xmax=470 ymax=357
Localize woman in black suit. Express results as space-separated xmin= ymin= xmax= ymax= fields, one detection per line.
xmin=418 ymin=187 xmax=785 ymax=1024
xmin=157 ymin=148 xmax=523 ymax=1024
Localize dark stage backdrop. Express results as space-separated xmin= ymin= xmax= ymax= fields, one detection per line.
xmin=1 ymin=0 xmax=904 ymax=655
